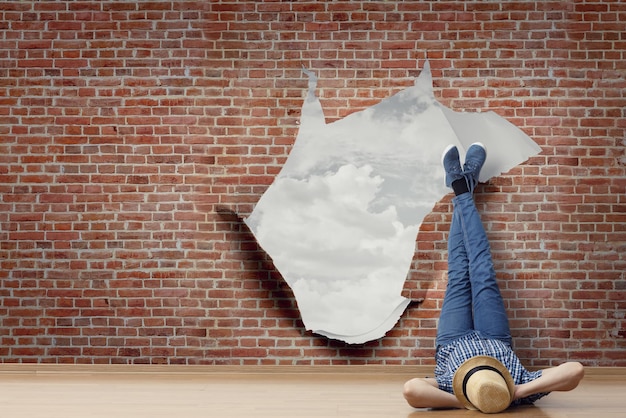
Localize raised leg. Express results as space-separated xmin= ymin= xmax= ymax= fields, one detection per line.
xmin=435 ymin=197 xmax=474 ymax=348
xmin=454 ymin=192 xmax=511 ymax=345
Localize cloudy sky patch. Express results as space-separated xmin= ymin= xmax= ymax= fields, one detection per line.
xmin=244 ymin=61 xmax=541 ymax=343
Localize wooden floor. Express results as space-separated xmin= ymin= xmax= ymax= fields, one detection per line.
xmin=0 ymin=365 xmax=623 ymax=418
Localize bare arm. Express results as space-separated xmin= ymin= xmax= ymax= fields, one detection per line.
xmin=403 ymin=377 xmax=462 ymax=409
xmin=514 ymin=362 xmax=584 ymax=401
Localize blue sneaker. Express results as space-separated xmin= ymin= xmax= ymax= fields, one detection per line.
xmin=441 ymin=144 xmax=463 ymax=188
xmin=463 ymin=142 xmax=487 ymax=192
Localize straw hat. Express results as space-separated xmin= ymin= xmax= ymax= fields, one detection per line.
xmin=452 ymin=355 xmax=515 ymax=414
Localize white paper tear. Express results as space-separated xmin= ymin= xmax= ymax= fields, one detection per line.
xmin=244 ymin=61 xmax=541 ymax=344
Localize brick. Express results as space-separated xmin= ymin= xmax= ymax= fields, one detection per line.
xmin=0 ymin=0 xmax=622 ymax=367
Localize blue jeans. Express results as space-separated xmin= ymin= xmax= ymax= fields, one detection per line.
xmin=435 ymin=193 xmax=512 ymax=348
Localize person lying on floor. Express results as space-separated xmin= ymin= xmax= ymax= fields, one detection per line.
xmin=403 ymin=143 xmax=584 ymax=414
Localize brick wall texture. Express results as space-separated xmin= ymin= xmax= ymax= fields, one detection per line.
xmin=1 ymin=1 xmax=625 ymax=366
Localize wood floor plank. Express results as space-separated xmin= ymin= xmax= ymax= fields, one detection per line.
xmin=0 ymin=366 xmax=623 ymax=417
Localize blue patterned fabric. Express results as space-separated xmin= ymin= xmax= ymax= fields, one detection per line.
xmin=435 ymin=331 xmax=549 ymax=406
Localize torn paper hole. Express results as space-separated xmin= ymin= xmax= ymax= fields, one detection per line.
xmin=244 ymin=61 xmax=541 ymax=344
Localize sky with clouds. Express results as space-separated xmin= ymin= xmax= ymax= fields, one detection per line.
xmin=244 ymin=61 xmax=541 ymax=344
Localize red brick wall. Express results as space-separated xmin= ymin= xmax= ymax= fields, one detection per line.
xmin=0 ymin=1 xmax=624 ymax=366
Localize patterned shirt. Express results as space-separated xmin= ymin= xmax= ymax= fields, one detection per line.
xmin=435 ymin=331 xmax=549 ymax=406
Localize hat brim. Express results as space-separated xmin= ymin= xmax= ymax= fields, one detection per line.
xmin=452 ymin=355 xmax=515 ymax=411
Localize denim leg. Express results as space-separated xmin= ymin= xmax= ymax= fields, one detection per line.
xmin=454 ymin=193 xmax=512 ymax=345
xmin=435 ymin=199 xmax=474 ymax=348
